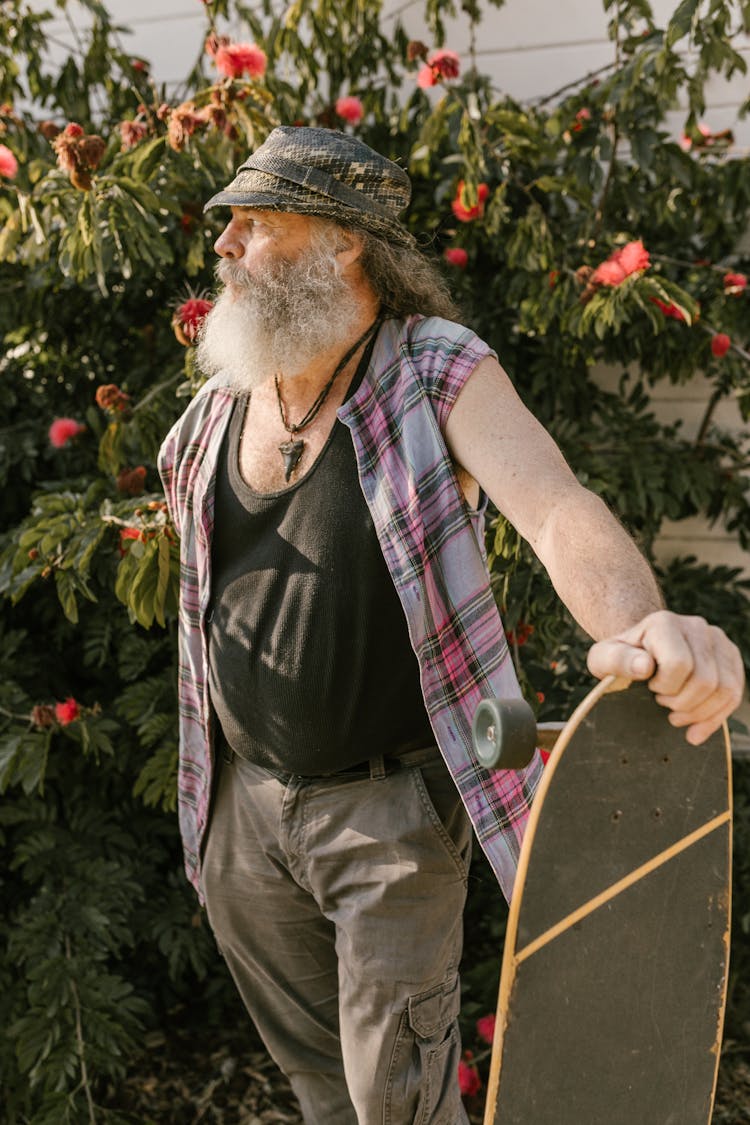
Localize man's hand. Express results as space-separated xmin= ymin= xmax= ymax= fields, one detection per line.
xmin=587 ymin=610 xmax=746 ymax=745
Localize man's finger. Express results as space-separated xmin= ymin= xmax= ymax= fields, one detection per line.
xmin=587 ymin=639 xmax=655 ymax=682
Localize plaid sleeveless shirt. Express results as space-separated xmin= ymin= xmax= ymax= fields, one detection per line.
xmin=158 ymin=315 xmax=543 ymax=903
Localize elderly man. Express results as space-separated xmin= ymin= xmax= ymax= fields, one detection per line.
xmin=158 ymin=127 xmax=744 ymax=1125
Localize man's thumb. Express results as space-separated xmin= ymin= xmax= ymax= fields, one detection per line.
xmin=587 ymin=639 xmax=655 ymax=682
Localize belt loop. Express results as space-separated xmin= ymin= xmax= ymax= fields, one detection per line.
xmin=369 ymin=754 xmax=387 ymax=780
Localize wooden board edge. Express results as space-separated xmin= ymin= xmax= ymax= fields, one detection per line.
xmin=483 ymin=675 xmax=625 ymax=1122
xmin=707 ymin=719 xmax=733 ymax=1123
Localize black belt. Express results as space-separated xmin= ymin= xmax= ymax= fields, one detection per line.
xmin=224 ymin=744 xmax=441 ymax=782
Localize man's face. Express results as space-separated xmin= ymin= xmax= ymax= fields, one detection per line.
xmin=196 ymin=208 xmax=363 ymax=389
xmin=213 ymin=208 xmax=317 ymax=277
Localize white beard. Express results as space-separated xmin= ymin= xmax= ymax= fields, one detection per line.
xmin=196 ymin=242 xmax=363 ymax=391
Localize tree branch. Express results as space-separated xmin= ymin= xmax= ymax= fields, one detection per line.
xmin=65 ymin=935 xmax=97 ymax=1125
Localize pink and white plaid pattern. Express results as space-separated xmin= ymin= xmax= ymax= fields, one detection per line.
xmin=159 ymin=315 xmax=543 ymax=903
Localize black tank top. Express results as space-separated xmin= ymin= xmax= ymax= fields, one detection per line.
xmin=207 ymin=347 xmax=433 ymax=775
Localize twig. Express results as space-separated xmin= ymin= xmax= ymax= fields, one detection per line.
xmin=0 ymin=704 xmax=33 ymax=723
xmin=131 ymin=370 xmax=183 ymax=414
xmin=65 ymin=934 xmax=97 ymax=1125
xmin=530 ymin=61 xmax=619 ymax=108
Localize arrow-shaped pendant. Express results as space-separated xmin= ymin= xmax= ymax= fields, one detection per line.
xmin=279 ymin=438 xmax=305 ymax=481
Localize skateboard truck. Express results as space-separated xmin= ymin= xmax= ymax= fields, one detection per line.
xmin=472 ymin=679 xmax=630 ymax=771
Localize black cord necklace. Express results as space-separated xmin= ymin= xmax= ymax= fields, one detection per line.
xmin=274 ymin=317 xmax=380 ymax=481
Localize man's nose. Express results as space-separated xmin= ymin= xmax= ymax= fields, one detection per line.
xmin=214 ymin=221 xmax=244 ymax=259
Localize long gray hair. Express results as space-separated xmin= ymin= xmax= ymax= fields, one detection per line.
xmin=356 ymin=230 xmax=461 ymax=321
xmin=311 ymin=218 xmax=461 ymax=321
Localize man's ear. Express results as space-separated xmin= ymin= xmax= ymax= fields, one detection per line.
xmin=334 ymin=230 xmax=364 ymax=273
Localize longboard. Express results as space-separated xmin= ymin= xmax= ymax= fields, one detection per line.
xmin=475 ymin=676 xmax=733 ymax=1125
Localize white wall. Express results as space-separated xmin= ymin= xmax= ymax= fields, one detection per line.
xmin=36 ymin=0 xmax=750 ymax=152
xmin=385 ymin=0 xmax=749 ymax=148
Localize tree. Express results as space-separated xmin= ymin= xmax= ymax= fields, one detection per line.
xmin=0 ymin=0 xmax=748 ymax=1118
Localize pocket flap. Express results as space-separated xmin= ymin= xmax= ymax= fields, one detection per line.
xmin=408 ymin=974 xmax=461 ymax=1038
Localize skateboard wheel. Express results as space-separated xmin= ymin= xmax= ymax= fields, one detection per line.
xmin=472 ymin=697 xmax=537 ymax=770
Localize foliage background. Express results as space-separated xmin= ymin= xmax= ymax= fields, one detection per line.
xmin=0 ymin=0 xmax=749 ymax=1119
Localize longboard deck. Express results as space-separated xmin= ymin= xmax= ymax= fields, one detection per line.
xmin=484 ymin=679 xmax=732 ymax=1125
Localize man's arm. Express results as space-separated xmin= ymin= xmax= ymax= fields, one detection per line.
xmin=444 ymin=355 xmax=745 ymax=744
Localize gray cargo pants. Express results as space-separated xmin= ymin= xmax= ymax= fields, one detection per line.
xmin=201 ymin=746 xmax=473 ymax=1125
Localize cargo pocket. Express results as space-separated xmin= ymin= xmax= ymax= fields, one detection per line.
xmin=384 ymin=974 xmax=463 ymax=1125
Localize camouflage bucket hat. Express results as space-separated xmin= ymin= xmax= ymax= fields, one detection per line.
xmin=204 ymin=126 xmax=415 ymax=247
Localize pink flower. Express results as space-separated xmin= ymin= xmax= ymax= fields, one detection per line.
xmin=0 ymin=143 xmax=18 ymax=178
xmin=49 ymin=417 xmax=85 ymax=448
xmin=215 ymin=42 xmax=267 ymax=80
xmin=458 ymin=1055 xmax=482 ymax=1096
xmin=711 ymin=332 xmax=731 ymax=358
xmin=443 ymin=247 xmax=468 ymax=268
xmin=417 ymin=65 xmax=437 ymax=88
xmin=723 ymin=272 xmax=747 ymax=295
xmin=572 ymin=107 xmax=591 ymax=132
xmin=431 ymin=49 xmax=460 ymax=79
xmin=476 ymin=1013 xmax=496 ymax=1044
xmin=591 ymin=240 xmax=650 ymax=286
xmin=451 ymin=180 xmax=490 ymax=223
xmin=173 ymin=296 xmax=214 ymax=344
xmin=119 ymin=120 xmax=148 ymax=149
xmin=55 ymin=697 xmax=80 ymax=725
xmin=418 ymin=48 xmax=461 ymax=88
xmin=335 ymin=96 xmax=364 ymax=125
xmin=649 ymin=296 xmax=686 ymax=322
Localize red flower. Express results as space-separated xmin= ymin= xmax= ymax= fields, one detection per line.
xmin=95 ymin=383 xmax=131 ymax=414
xmin=166 ymin=101 xmax=205 ymax=152
xmin=548 ymin=270 xmax=559 ymax=288
xmin=572 ymin=107 xmax=591 ymax=132
xmin=119 ymin=120 xmax=148 ymax=149
xmin=476 ymin=1013 xmax=496 ymax=1044
xmin=536 ymin=691 xmax=545 ymax=703
xmin=119 ymin=527 xmax=143 ymax=556
xmin=443 ymin=247 xmax=468 ymax=268
xmin=63 ymin=122 xmax=84 ymax=138
xmin=451 ymin=180 xmax=489 ymax=223
xmin=55 ymin=697 xmax=80 ymax=725
xmin=214 ymin=42 xmax=267 ymax=79
xmin=458 ymin=1055 xmax=482 ymax=1096
xmin=49 ymin=417 xmax=85 ymax=448
xmin=335 ymin=96 xmax=364 ymax=125
xmin=418 ymin=48 xmax=461 ymax=88
xmin=0 ymin=143 xmax=18 ymax=178
xmin=649 ymin=296 xmax=686 ymax=322
xmin=723 ymin=272 xmax=747 ymax=295
xmin=506 ymin=621 xmax=534 ymax=646
xmin=31 ymin=704 xmax=57 ymax=729
xmin=131 ymin=59 xmax=148 ymax=73
xmin=173 ymin=296 xmax=214 ymax=345
xmin=116 ymin=466 xmax=147 ymax=496
xmin=711 ymin=333 xmax=731 ymax=358
xmin=591 ymin=240 xmax=650 ymax=286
